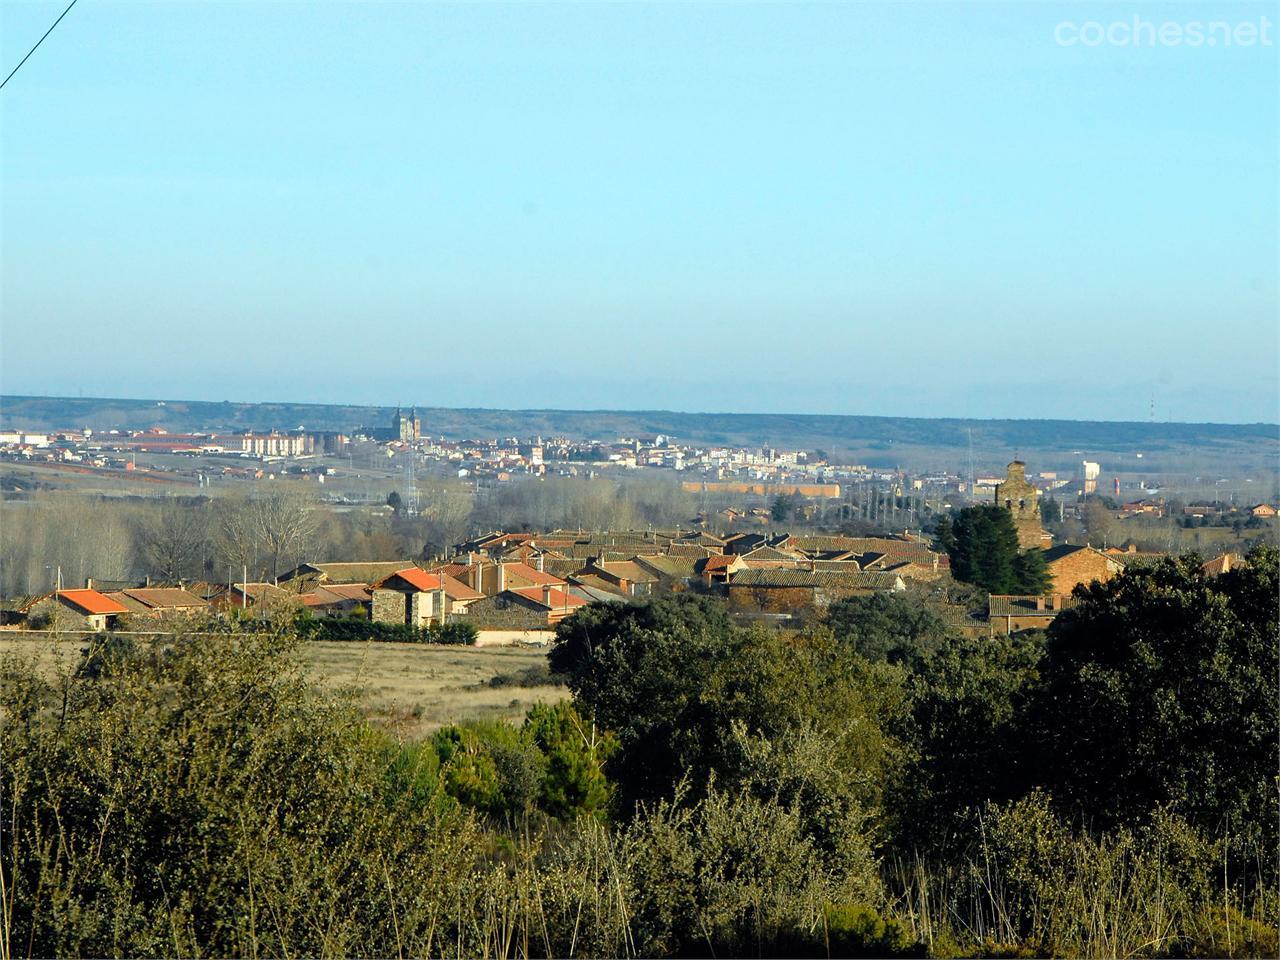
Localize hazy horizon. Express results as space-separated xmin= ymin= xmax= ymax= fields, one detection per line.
xmin=3 ymin=1 xmax=1276 ymax=423
xmin=4 ymin=390 xmax=1278 ymax=430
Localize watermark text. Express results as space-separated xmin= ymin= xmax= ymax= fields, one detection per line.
xmin=1054 ymin=15 xmax=1273 ymax=48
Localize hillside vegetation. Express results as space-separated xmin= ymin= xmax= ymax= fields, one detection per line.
xmin=2 ymin=547 xmax=1276 ymax=958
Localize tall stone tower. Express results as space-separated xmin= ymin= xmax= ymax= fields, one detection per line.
xmin=392 ymin=407 xmax=422 ymax=442
xmin=994 ymin=460 xmax=1048 ymax=549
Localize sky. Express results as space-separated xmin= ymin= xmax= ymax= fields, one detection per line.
xmin=1 ymin=0 xmax=1276 ymax=423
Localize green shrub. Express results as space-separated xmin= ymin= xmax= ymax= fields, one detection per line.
xmin=820 ymin=903 xmax=921 ymax=957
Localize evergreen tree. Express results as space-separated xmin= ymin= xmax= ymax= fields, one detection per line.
xmin=932 ymin=513 xmax=956 ymax=555
xmin=770 ymin=492 xmax=796 ymax=523
xmin=1031 ymin=546 xmax=1278 ymax=839
xmin=1012 ymin=547 xmax=1051 ymax=595
xmin=948 ymin=504 xmax=1021 ymax=593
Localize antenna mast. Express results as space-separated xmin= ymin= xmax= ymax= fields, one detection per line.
xmin=967 ymin=428 xmax=976 ymax=500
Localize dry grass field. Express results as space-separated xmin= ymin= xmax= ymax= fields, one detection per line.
xmin=304 ymin=641 xmax=565 ymax=737
xmin=0 ymin=636 xmax=565 ymax=740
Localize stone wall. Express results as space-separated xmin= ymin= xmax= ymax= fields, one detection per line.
xmin=25 ymin=597 xmax=96 ymax=631
xmin=371 ymin=589 xmax=408 ymax=625
xmin=466 ymin=595 xmax=549 ymax=630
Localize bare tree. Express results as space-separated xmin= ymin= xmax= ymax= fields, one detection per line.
xmin=252 ymin=486 xmax=319 ymax=580
xmin=417 ymin=481 xmax=475 ymax=557
xmin=137 ymin=498 xmax=209 ymax=581
xmin=214 ymin=494 xmax=260 ymax=580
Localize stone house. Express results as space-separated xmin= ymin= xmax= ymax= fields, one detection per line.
xmin=23 ymin=589 xmax=129 ymax=631
xmin=425 ymin=570 xmax=487 ymax=614
xmin=450 ymin=560 xmax=568 ymax=598
xmin=1042 ymin=545 xmax=1125 ymax=595
xmin=737 ymin=545 xmax=807 ymax=569
xmin=370 ymin=568 xmax=445 ymax=627
xmin=723 ymin=533 xmax=769 ymax=555
xmin=466 ymin=585 xmax=588 ymax=629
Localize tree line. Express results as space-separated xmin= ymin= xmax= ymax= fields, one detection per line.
xmin=0 ymin=475 xmax=708 ymax=597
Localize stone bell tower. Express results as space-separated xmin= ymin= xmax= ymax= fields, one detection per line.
xmin=995 ymin=460 xmax=1048 ymax=549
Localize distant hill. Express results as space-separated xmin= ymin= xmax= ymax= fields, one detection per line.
xmin=2 ymin=394 xmax=1276 ymax=475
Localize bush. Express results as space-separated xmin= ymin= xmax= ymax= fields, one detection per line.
xmin=622 ymin=785 xmax=878 ymax=957
xmin=1 ymin=628 xmax=486 ymax=958
xmin=941 ymin=793 xmax=1274 ymax=958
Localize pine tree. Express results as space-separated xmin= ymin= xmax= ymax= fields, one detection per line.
xmin=949 ymin=504 xmax=1021 ymax=593
xmin=1012 ymin=547 xmax=1051 ymax=594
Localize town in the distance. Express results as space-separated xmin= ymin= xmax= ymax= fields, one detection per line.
xmin=3 ymin=402 xmax=1275 ymax=642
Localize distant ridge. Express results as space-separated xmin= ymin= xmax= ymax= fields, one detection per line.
xmin=2 ymin=394 xmax=1276 ymax=473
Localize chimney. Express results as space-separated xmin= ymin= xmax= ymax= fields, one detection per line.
xmin=537 ymin=553 xmax=545 ymax=573
xmin=497 ymin=562 xmax=506 ymax=593
xmin=542 ymin=584 xmax=552 ymax=607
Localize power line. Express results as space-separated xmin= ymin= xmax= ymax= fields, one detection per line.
xmin=1 ymin=0 xmax=81 ymax=92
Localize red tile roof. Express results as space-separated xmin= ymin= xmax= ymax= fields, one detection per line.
xmin=702 ymin=555 xmax=739 ymax=572
xmin=373 ymin=567 xmax=442 ymax=592
xmin=58 ymin=589 xmax=129 ymax=616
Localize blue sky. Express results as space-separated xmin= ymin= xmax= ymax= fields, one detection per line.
xmin=1 ymin=1 xmax=1276 ymax=423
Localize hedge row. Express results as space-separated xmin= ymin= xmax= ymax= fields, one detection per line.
xmin=297 ymin=617 xmax=478 ymax=645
